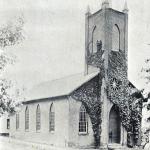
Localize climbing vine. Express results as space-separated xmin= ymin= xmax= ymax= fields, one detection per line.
xmin=72 ymin=46 xmax=104 ymax=148
xmin=72 ymin=76 xmax=101 ymax=148
xmin=71 ymin=43 xmax=143 ymax=148
xmin=108 ymin=50 xmax=143 ymax=147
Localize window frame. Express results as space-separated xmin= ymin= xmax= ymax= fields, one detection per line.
xmin=78 ymin=105 xmax=88 ymax=135
xmin=25 ymin=106 xmax=29 ymax=131
xmin=36 ymin=104 xmax=41 ymax=132
xmin=16 ymin=113 xmax=19 ymax=130
xmin=49 ymin=103 xmax=55 ymax=132
xmin=112 ymin=24 xmax=120 ymax=51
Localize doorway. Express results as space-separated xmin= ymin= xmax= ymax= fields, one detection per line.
xmin=109 ymin=105 xmax=121 ymax=144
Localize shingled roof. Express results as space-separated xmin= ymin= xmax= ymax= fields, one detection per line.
xmin=25 ymin=70 xmax=100 ymax=102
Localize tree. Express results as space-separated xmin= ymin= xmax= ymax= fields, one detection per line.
xmin=0 ymin=16 xmax=25 ymax=116
xmin=141 ymin=59 xmax=150 ymax=89
xmin=141 ymin=58 xmax=150 ymax=109
xmin=140 ymin=58 xmax=150 ymax=148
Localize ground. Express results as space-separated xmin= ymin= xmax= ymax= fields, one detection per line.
xmin=0 ymin=140 xmax=32 ymax=150
xmin=0 ymin=137 xmax=40 ymax=150
xmin=0 ymin=136 xmax=147 ymax=150
xmin=0 ymin=136 xmax=59 ymax=150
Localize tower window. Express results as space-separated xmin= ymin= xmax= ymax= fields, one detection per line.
xmin=16 ymin=113 xmax=19 ymax=130
xmin=92 ymin=25 xmax=97 ymax=53
xmin=36 ymin=104 xmax=41 ymax=131
xmin=79 ymin=105 xmax=88 ymax=134
xmin=112 ymin=24 xmax=120 ymax=51
xmin=25 ymin=106 xmax=29 ymax=130
xmin=49 ymin=103 xmax=55 ymax=132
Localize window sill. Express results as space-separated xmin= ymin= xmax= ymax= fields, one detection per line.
xmin=78 ymin=132 xmax=88 ymax=136
xmin=36 ymin=130 xmax=41 ymax=133
xmin=25 ymin=129 xmax=29 ymax=132
xmin=108 ymin=143 xmax=122 ymax=149
xmin=49 ymin=131 xmax=55 ymax=134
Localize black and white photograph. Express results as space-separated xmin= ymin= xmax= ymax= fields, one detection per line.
xmin=0 ymin=0 xmax=150 ymax=150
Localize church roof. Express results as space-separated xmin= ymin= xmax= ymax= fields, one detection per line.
xmin=25 ymin=70 xmax=100 ymax=102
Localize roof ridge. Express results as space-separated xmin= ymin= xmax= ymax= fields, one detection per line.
xmin=35 ymin=72 xmax=84 ymax=87
xmin=49 ymin=72 xmax=84 ymax=82
xmin=46 ymin=70 xmax=100 ymax=84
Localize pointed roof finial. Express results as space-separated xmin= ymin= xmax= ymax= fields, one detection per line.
xmin=102 ymin=0 xmax=109 ymax=9
xmin=86 ymin=5 xmax=91 ymax=15
xmin=123 ymin=0 xmax=129 ymax=13
xmin=87 ymin=5 xmax=90 ymax=13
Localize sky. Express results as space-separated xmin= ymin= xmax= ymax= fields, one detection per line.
xmin=1 ymin=0 xmax=150 ymax=92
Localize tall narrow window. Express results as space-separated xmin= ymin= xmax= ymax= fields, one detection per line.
xmin=16 ymin=113 xmax=19 ymax=130
xmin=36 ymin=104 xmax=41 ymax=131
xmin=49 ymin=103 xmax=55 ymax=132
xmin=7 ymin=119 xmax=10 ymax=129
xmin=112 ymin=24 xmax=120 ymax=51
xmin=92 ymin=25 xmax=97 ymax=53
xmin=79 ymin=105 xmax=88 ymax=134
xmin=25 ymin=106 xmax=29 ymax=130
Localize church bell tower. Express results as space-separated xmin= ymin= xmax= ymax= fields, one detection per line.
xmin=84 ymin=0 xmax=130 ymax=148
xmin=85 ymin=0 xmax=128 ymax=76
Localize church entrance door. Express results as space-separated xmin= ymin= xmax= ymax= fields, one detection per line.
xmin=109 ymin=105 xmax=121 ymax=144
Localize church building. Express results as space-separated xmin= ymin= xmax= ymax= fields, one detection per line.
xmin=8 ymin=1 xmax=143 ymax=149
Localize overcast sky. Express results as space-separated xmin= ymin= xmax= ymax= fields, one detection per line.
xmin=1 ymin=0 xmax=150 ymax=92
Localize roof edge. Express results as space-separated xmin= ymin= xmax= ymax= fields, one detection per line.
xmin=68 ymin=72 xmax=99 ymax=96
xmin=23 ymin=95 xmax=68 ymax=104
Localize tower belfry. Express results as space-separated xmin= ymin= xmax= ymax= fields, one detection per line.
xmin=85 ymin=0 xmax=129 ymax=74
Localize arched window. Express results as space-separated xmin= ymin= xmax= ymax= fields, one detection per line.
xmin=16 ymin=113 xmax=19 ymax=130
xmin=92 ymin=25 xmax=97 ymax=53
xmin=49 ymin=103 xmax=55 ymax=132
xmin=88 ymin=25 xmax=97 ymax=54
xmin=25 ymin=106 xmax=29 ymax=130
xmin=109 ymin=105 xmax=121 ymax=143
xmin=36 ymin=104 xmax=41 ymax=131
xmin=112 ymin=24 xmax=120 ymax=51
xmin=79 ymin=105 xmax=88 ymax=133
